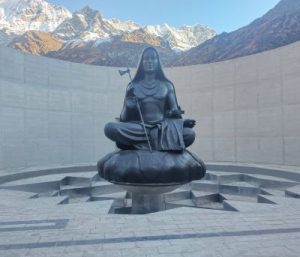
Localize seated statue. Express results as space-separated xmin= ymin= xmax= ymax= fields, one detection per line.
xmin=98 ymin=47 xmax=206 ymax=214
xmin=104 ymin=46 xmax=196 ymax=151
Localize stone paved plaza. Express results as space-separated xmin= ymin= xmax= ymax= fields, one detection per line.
xmin=0 ymin=163 xmax=300 ymax=257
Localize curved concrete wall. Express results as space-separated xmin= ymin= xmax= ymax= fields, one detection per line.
xmin=0 ymin=41 xmax=300 ymax=172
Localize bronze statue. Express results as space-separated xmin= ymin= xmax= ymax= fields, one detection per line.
xmin=98 ymin=47 xmax=206 ymax=214
xmin=105 ymin=47 xmax=196 ymax=151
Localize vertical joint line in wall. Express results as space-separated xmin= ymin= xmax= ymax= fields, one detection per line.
xmin=211 ymin=64 xmax=215 ymax=161
xmin=47 ymin=60 xmax=50 ymax=159
xmin=23 ymin=52 xmax=26 ymax=167
xmin=279 ymin=49 xmax=285 ymax=165
xmin=24 ymin=104 xmax=27 ymax=167
xmin=23 ymin=52 xmax=25 ymax=84
xmin=233 ymin=60 xmax=237 ymax=163
xmin=92 ymin=112 xmax=96 ymax=161
xmin=255 ymin=54 xmax=259 ymax=162
xmin=70 ymin=66 xmax=74 ymax=164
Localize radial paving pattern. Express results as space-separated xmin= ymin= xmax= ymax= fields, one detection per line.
xmin=1 ymin=166 xmax=300 ymax=257
xmin=1 ymin=168 xmax=300 ymax=214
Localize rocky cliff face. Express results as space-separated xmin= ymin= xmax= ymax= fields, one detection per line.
xmin=172 ymin=0 xmax=300 ymax=66
xmin=8 ymin=30 xmax=63 ymax=54
xmin=47 ymin=30 xmax=176 ymax=67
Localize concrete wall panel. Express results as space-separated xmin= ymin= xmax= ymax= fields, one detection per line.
xmin=26 ymin=85 xmax=49 ymax=110
xmin=71 ymin=91 xmax=94 ymax=113
xmin=25 ymin=139 xmax=49 ymax=167
xmin=236 ymin=137 xmax=260 ymax=163
xmin=235 ymin=55 xmax=257 ymax=84
xmin=258 ymin=108 xmax=283 ymax=137
xmin=257 ymin=49 xmax=281 ymax=81
xmin=0 ymin=47 xmax=24 ymax=82
xmin=236 ymin=110 xmax=258 ymax=137
xmin=0 ymin=78 xmax=25 ymax=108
xmin=1 ymin=107 xmax=25 ymax=144
xmin=213 ymin=86 xmax=235 ymax=112
xmin=282 ymin=74 xmax=300 ymax=105
xmin=214 ymin=111 xmax=235 ymax=138
xmin=48 ymin=111 xmax=71 ymax=140
xmin=49 ymin=89 xmax=71 ymax=112
xmin=24 ymin=54 xmax=49 ymax=87
xmin=190 ymin=137 xmax=213 ymax=161
xmin=284 ymin=137 xmax=300 ymax=166
xmin=197 ymin=115 xmax=213 ymax=138
xmin=283 ymin=104 xmax=300 ymax=137
xmin=25 ymin=109 xmax=48 ymax=139
xmin=48 ymin=58 xmax=71 ymax=89
xmin=258 ymin=78 xmax=281 ymax=108
xmin=257 ymin=137 xmax=283 ymax=165
xmin=281 ymin=43 xmax=300 ymax=76
xmin=235 ymin=82 xmax=258 ymax=110
xmin=213 ymin=61 xmax=235 ymax=87
xmin=214 ymin=138 xmax=236 ymax=162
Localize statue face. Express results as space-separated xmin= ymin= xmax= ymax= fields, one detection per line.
xmin=142 ymin=49 xmax=159 ymax=73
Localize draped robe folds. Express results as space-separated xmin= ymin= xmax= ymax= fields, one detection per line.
xmin=104 ymin=80 xmax=195 ymax=151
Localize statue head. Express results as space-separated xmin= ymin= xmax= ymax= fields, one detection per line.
xmin=133 ymin=47 xmax=170 ymax=83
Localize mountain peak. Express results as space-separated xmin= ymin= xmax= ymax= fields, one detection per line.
xmin=78 ymin=5 xmax=97 ymax=15
xmin=81 ymin=5 xmax=93 ymax=11
xmin=75 ymin=5 xmax=103 ymax=24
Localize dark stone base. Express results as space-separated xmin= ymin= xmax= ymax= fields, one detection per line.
xmin=97 ymin=150 xmax=206 ymax=185
xmin=97 ymin=149 xmax=206 ymax=214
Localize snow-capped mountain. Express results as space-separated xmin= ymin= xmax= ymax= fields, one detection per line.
xmin=54 ymin=6 xmax=140 ymax=43
xmin=0 ymin=0 xmax=216 ymax=52
xmin=144 ymin=24 xmax=216 ymax=51
xmin=1 ymin=0 xmax=218 ymax=67
xmin=0 ymin=0 xmax=71 ymax=33
xmin=53 ymin=6 xmax=215 ymax=51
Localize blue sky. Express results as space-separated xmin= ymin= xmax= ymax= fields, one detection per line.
xmin=48 ymin=0 xmax=280 ymax=33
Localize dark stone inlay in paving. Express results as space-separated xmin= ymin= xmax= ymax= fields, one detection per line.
xmin=1 ymin=227 xmax=300 ymax=250
xmin=0 ymin=219 xmax=68 ymax=233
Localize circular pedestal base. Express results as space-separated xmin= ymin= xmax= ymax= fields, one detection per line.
xmin=98 ymin=150 xmax=206 ymax=184
xmin=131 ymin=193 xmax=164 ymax=214
xmin=117 ymin=183 xmax=185 ymax=214
xmin=98 ymin=149 xmax=206 ymax=214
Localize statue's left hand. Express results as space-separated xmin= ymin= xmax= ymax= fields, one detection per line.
xmin=183 ymin=119 xmax=196 ymax=128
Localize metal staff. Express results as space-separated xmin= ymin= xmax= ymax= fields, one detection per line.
xmin=119 ymin=68 xmax=153 ymax=152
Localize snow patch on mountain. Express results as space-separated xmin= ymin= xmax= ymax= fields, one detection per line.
xmin=0 ymin=0 xmax=71 ymax=33
xmin=144 ymin=24 xmax=216 ymax=51
xmin=54 ymin=6 xmax=140 ymax=42
xmin=103 ymin=18 xmax=140 ymax=33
